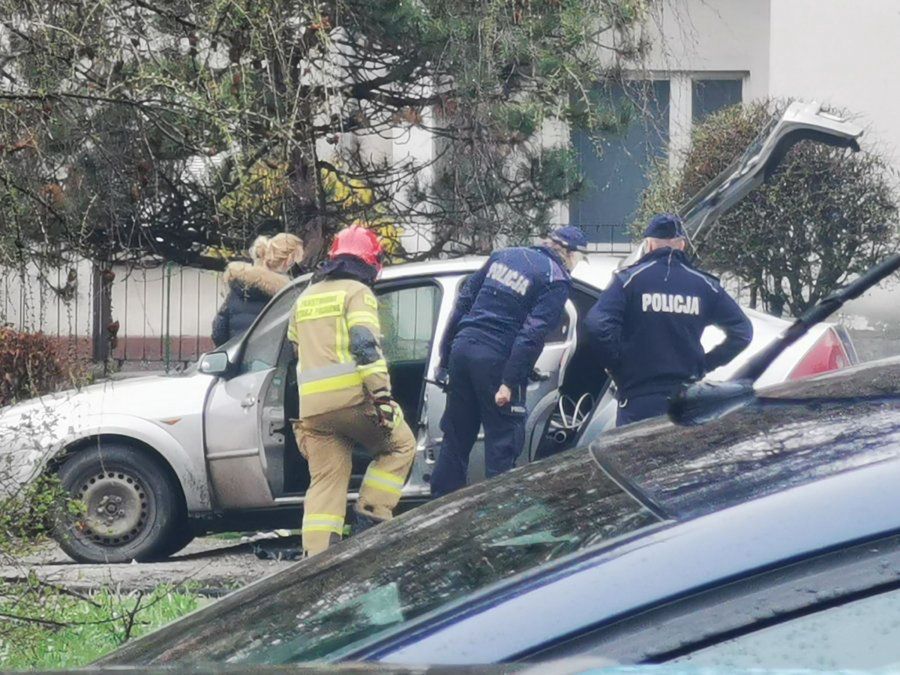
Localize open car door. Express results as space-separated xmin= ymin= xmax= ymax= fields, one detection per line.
xmin=204 ymin=286 xmax=303 ymax=507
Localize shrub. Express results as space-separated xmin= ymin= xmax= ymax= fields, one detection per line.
xmin=0 ymin=328 xmax=83 ymax=406
xmin=636 ymin=100 xmax=900 ymax=317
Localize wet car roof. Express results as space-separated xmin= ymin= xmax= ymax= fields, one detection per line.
xmin=591 ymin=357 xmax=900 ymax=520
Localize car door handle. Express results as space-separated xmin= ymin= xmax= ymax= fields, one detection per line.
xmin=241 ymin=395 xmax=257 ymax=408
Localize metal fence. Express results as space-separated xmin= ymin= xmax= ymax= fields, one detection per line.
xmin=0 ymin=258 xmax=223 ymax=372
xmin=0 ymin=257 xmax=95 ymax=359
xmin=1 ymin=233 xmax=637 ymax=373
xmin=109 ymin=263 xmax=221 ymax=369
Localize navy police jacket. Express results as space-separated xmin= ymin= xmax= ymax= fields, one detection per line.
xmin=585 ymin=247 xmax=752 ymax=399
xmin=440 ymin=246 xmax=571 ymax=387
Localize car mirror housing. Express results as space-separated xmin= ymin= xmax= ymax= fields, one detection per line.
xmin=199 ymin=352 xmax=230 ymax=376
xmin=668 ymin=379 xmax=756 ymax=426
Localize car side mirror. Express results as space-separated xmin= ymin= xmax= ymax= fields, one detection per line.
xmin=668 ymin=379 xmax=756 ymax=426
xmin=199 ymin=352 xmax=230 ymax=375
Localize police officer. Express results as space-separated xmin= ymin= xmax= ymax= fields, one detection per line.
xmin=288 ymin=225 xmax=416 ymax=556
xmin=585 ymin=213 xmax=752 ymax=427
xmin=430 ymin=226 xmax=588 ymax=497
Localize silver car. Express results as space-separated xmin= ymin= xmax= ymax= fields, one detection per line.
xmin=0 ymin=102 xmax=861 ymax=563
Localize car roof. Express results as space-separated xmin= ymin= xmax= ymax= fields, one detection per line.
xmin=379 ymin=256 xmax=486 ymax=280
xmin=590 ymin=356 xmax=900 ymax=520
xmin=368 ymin=454 xmax=900 ymax=664
xmin=101 ymin=357 xmax=900 ymax=667
xmin=287 ymin=254 xmax=618 ymax=291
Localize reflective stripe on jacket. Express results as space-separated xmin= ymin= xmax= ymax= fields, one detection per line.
xmin=287 ymin=278 xmax=391 ymax=417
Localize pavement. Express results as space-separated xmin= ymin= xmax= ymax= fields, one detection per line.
xmin=0 ymin=535 xmax=298 ymax=597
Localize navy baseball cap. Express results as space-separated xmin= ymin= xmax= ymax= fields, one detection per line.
xmin=549 ymin=226 xmax=589 ymax=252
xmin=642 ymin=213 xmax=686 ymax=239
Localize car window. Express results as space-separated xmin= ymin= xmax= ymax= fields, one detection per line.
xmin=376 ymin=283 xmax=441 ymax=362
xmin=116 ymin=450 xmax=662 ymax=665
xmin=239 ymin=286 xmax=302 ymax=374
xmin=671 ymin=586 xmax=900 ymax=670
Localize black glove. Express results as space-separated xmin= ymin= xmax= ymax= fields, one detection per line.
xmin=372 ymin=390 xmax=404 ymax=430
xmin=434 ymin=365 xmax=450 ymax=391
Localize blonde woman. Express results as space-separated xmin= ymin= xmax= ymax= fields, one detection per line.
xmin=212 ymin=233 xmax=304 ymax=346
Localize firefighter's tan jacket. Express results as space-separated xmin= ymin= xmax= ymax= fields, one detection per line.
xmin=287 ymin=278 xmax=390 ymax=417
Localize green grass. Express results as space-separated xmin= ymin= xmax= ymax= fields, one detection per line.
xmin=0 ymin=584 xmax=203 ymax=670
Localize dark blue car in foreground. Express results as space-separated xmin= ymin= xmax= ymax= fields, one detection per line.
xmin=99 ymin=355 xmax=900 ymax=670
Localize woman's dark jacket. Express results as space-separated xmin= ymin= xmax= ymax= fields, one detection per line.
xmin=211 ymin=262 xmax=289 ymax=346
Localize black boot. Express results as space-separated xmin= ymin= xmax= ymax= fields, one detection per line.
xmin=353 ymin=509 xmax=381 ymax=535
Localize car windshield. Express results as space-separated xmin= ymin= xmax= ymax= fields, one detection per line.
xmin=110 ymin=450 xmax=661 ymax=666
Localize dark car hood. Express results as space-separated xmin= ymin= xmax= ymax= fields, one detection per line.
xmin=591 ymin=356 xmax=900 ymax=520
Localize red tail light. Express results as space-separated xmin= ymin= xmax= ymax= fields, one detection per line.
xmin=788 ymin=328 xmax=852 ymax=381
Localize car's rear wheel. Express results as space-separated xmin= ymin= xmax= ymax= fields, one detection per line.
xmin=54 ymin=443 xmax=184 ymax=563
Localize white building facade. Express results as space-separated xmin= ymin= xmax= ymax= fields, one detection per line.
xmin=562 ymin=0 xmax=900 ymax=238
xmin=2 ymin=0 xmax=897 ymax=364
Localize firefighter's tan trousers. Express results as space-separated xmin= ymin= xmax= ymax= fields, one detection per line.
xmin=294 ymin=402 xmax=416 ymax=556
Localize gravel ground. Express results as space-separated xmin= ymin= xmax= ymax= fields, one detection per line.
xmin=0 ymin=535 xmax=297 ymax=596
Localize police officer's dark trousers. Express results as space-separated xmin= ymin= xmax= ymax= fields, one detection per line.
xmin=616 ymin=392 xmax=670 ymax=427
xmin=431 ymin=337 xmax=526 ymax=497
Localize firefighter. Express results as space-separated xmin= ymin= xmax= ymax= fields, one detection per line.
xmin=430 ymin=226 xmax=588 ymax=498
xmin=585 ymin=213 xmax=753 ymax=426
xmin=288 ymin=225 xmax=415 ymax=557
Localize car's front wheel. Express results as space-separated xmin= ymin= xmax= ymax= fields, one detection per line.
xmin=54 ymin=443 xmax=184 ymax=563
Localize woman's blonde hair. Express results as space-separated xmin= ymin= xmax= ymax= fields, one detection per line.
xmin=248 ymin=235 xmax=270 ymax=266
xmin=265 ymin=233 xmax=304 ymax=272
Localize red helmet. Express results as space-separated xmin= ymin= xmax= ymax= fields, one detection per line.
xmin=328 ymin=225 xmax=384 ymax=272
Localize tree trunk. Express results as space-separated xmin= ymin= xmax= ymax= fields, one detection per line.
xmin=288 ymin=138 xmax=328 ymax=265
xmin=768 ymin=294 xmax=786 ymax=318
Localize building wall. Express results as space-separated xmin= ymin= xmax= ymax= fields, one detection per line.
xmin=768 ymin=0 xmax=900 ymax=339
xmin=638 ymin=0 xmax=770 ymax=91
xmin=769 ymin=0 xmax=900 ymax=164
xmin=569 ymin=0 xmax=898 ymax=353
xmin=626 ymin=0 xmax=770 ymax=163
xmin=557 ymin=0 xmax=770 ymax=245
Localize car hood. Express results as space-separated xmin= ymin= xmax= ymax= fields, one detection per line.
xmin=623 ymin=101 xmax=863 ymax=266
xmin=0 ymin=373 xmax=214 ymax=487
